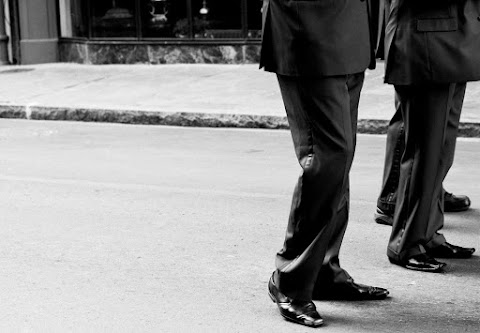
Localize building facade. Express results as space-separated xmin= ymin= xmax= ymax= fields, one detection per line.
xmin=8 ymin=0 xmax=263 ymax=65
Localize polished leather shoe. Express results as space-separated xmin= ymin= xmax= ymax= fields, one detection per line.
xmin=268 ymin=274 xmax=323 ymax=328
xmin=427 ymin=242 xmax=476 ymax=258
xmin=374 ymin=207 xmax=393 ymax=226
xmin=313 ymin=279 xmax=389 ymax=301
xmin=389 ymin=253 xmax=446 ymax=272
xmin=444 ymin=192 xmax=471 ymax=212
xmin=375 ymin=192 xmax=470 ymax=226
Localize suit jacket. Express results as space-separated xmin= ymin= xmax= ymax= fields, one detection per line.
xmin=384 ymin=0 xmax=480 ymax=84
xmin=260 ymin=0 xmax=376 ymax=77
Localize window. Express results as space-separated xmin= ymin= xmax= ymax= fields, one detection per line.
xmin=141 ymin=0 xmax=187 ymax=38
xmin=91 ymin=0 xmax=137 ymax=38
xmin=193 ymin=0 xmax=242 ymax=39
xmin=247 ymin=0 xmax=262 ymax=39
xmin=59 ymin=0 xmax=88 ymax=37
xmin=59 ymin=0 xmax=262 ymax=40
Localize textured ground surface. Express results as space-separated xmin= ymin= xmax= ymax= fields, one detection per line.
xmin=0 ymin=120 xmax=479 ymax=332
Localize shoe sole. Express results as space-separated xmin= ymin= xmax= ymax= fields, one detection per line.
xmin=444 ymin=206 xmax=470 ymax=213
xmin=404 ymin=263 xmax=446 ymax=272
xmin=389 ymin=258 xmax=446 ymax=273
xmin=430 ymin=254 xmax=474 ymax=259
xmin=427 ymin=250 xmax=475 ymax=259
xmin=315 ymin=292 xmax=389 ymax=301
xmin=280 ymin=313 xmax=324 ymax=328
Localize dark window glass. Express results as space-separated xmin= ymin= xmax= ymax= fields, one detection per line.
xmin=192 ymin=0 xmax=242 ymax=39
xmin=141 ymin=0 xmax=188 ymax=38
xmin=62 ymin=0 xmax=263 ymax=41
xmin=91 ymin=0 xmax=137 ymax=38
xmin=247 ymin=0 xmax=262 ymax=39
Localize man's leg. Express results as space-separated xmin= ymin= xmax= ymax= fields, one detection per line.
xmin=314 ymin=73 xmax=364 ymax=287
xmin=441 ymin=83 xmax=471 ymax=213
xmin=272 ymin=73 xmax=388 ymax=302
xmin=387 ymin=83 xmax=474 ymax=271
xmin=375 ymin=97 xmax=404 ymax=224
xmin=425 ymin=83 xmax=475 ymax=259
xmin=375 ymin=90 xmax=471 ymax=226
xmin=312 ymin=74 xmax=388 ymax=300
xmin=268 ymin=73 xmax=360 ymax=328
xmin=268 ymin=73 xmax=389 ymax=327
xmin=273 ymin=73 xmax=360 ymax=301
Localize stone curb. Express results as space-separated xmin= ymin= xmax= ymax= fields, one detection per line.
xmin=1 ymin=105 xmax=480 ymax=137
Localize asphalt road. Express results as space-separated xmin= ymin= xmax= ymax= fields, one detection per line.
xmin=0 ymin=119 xmax=479 ymax=332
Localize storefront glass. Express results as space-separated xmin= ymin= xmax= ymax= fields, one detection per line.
xmin=192 ymin=0 xmax=242 ymax=39
xmin=247 ymin=0 xmax=262 ymax=39
xmin=91 ymin=0 xmax=137 ymax=38
xmin=59 ymin=0 xmax=262 ymax=40
xmin=142 ymin=0 xmax=187 ymax=38
xmin=59 ymin=0 xmax=88 ymax=37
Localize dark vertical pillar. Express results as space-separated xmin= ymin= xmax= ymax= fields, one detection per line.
xmin=0 ymin=0 xmax=10 ymax=65
xmin=8 ymin=0 xmax=20 ymax=64
xmin=186 ymin=0 xmax=193 ymax=38
xmin=18 ymin=0 xmax=59 ymax=64
xmin=241 ymin=0 xmax=248 ymax=38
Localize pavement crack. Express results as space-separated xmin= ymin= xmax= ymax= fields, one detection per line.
xmin=62 ymin=76 xmax=110 ymax=90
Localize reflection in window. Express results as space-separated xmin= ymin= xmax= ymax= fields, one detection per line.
xmin=59 ymin=0 xmax=87 ymax=37
xmin=192 ymin=0 xmax=242 ymax=39
xmin=142 ymin=0 xmax=187 ymax=38
xmin=59 ymin=0 xmax=263 ymax=40
xmin=92 ymin=0 xmax=137 ymax=38
xmin=247 ymin=0 xmax=262 ymax=39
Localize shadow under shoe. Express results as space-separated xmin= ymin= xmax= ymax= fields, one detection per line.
xmin=268 ymin=274 xmax=323 ymax=328
xmin=313 ymin=279 xmax=389 ymax=301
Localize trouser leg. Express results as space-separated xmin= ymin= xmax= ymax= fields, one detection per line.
xmin=387 ymin=83 xmax=466 ymax=261
xmin=377 ymin=97 xmax=404 ymax=213
xmin=274 ymin=73 xmax=364 ymax=301
xmin=377 ymin=83 xmax=466 ymax=215
xmin=315 ymin=73 xmax=366 ymax=288
xmin=440 ymin=83 xmax=465 ymax=186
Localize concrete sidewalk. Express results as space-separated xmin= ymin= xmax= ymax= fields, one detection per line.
xmin=1 ymin=62 xmax=480 ymax=136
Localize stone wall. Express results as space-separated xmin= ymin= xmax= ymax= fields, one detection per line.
xmin=59 ymin=41 xmax=261 ymax=64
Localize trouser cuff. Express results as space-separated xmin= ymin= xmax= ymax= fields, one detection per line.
xmin=425 ymin=233 xmax=446 ymax=250
xmin=387 ymin=245 xmax=425 ymax=262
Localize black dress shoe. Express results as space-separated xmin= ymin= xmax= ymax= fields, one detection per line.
xmin=313 ymin=279 xmax=389 ymax=301
xmin=444 ymin=192 xmax=471 ymax=212
xmin=375 ymin=192 xmax=470 ymax=226
xmin=374 ymin=207 xmax=393 ymax=226
xmin=268 ymin=274 xmax=323 ymax=328
xmin=389 ymin=253 xmax=446 ymax=272
xmin=427 ymin=242 xmax=476 ymax=258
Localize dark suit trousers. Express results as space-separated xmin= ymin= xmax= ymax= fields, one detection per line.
xmin=377 ymin=84 xmax=464 ymax=213
xmin=377 ymin=97 xmax=404 ymax=214
xmin=274 ymin=73 xmax=364 ymax=301
xmin=387 ymin=82 xmax=466 ymax=261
